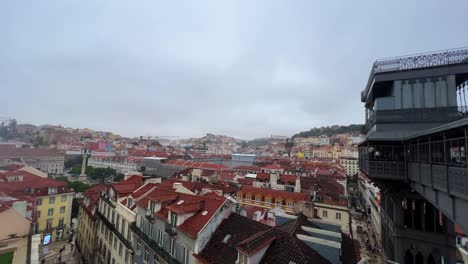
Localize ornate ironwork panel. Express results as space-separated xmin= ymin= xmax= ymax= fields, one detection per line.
xmin=373 ymin=47 xmax=468 ymax=73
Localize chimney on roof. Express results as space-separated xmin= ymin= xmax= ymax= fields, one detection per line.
xmin=145 ymin=178 xmax=161 ymax=184
xmin=303 ymin=200 xmax=315 ymax=219
xmin=173 ymin=182 xmax=182 ymax=190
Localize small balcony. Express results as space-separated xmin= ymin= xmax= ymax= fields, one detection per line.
xmin=130 ymin=222 xmax=181 ymax=264
xmin=100 ymin=192 xmax=116 ymax=208
xmin=165 ymin=222 xmax=177 ymax=238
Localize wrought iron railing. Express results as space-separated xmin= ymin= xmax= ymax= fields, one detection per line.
xmin=362 ymin=47 xmax=468 ymax=102
xmin=95 ymin=210 xmax=133 ymax=249
xmin=374 ymin=47 xmax=468 ymax=73
xmin=130 ymin=222 xmax=181 ymax=264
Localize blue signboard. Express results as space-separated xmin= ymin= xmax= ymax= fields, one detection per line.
xmin=43 ymin=233 xmax=52 ymax=246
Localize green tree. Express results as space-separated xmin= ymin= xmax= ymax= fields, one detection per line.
xmin=65 ymin=157 xmax=83 ymax=169
xmin=54 ymin=176 xmax=91 ymax=192
xmin=114 ymin=173 xmax=124 ymax=182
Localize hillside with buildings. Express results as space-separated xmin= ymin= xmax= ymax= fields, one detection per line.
xmin=293 ymin=124 xmax=362 ymax=138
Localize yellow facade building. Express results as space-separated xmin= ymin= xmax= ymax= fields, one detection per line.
xmin=36 ymin=189 xmax=74 ymax=242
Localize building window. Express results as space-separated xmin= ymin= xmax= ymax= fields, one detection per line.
xmin=49 ymin=197 xmax=56 ymax=204
xmin=286 ymin=201 xmax=293 ymax=207
xmin=255 ymin=196 xmax=260 ymax=202
xmin=60 ymin=206 xmax=66 ymax=214
xmin=175 ymin=241 xmax=188 ymax=263
xmin=125 ymin=251 xmax=129 ymax=263
xmin=276 ymin=199 xmax=282 ymax=206
xmin=111 ymin=211 xmax=115 ymax=224
xmin=119 ymin=242 xmax=123 ymax=256
xmin=322 ymin=210 xmax=328 ymax=218
xmin=37 ymin=199 xmax=42 ymax=206
xmin=245 ymin=195 xmax=251 ymax=200
xmin=116 ymin=215 xmax=120 ymax=231
xmin=170 ymin=212 xmax=178 ymax=226
xmin=61 ymin=195 xmax=67 ymax=202
xmin=136 ymin=240 xmax=141 ymax=252
xmin=48 ymin=208 xmax=54 ymax=216
xmin=336 ymin=213 xmax=341 ymax=220
xmin=48 ymin=187 xmax=57 ymax=195
xmin=46 ymin=219 xmax=52 ymax=231
xmin=265 ymin=197 xmax=271 ymax=204
xmin=37 ymin=211 xmax=41 ymax=219
xmin=144 ymin=247 xmax=149 ymax=263
xmin=114 ymin=236 xmax=117 ymax=249
xmin=58 ymin=218 xmax=64 ymax=229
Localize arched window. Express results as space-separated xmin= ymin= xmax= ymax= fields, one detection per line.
xmin=415 ymin=252 xmax=424 ymax=264
xmin=404 ymin=250 xmax=414 ymax=264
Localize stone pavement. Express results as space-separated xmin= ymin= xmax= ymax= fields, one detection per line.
xmin=39 ymin=240 xmax=78 ymax=264
xmin=350 ymin=208 xmax=384 ymax=263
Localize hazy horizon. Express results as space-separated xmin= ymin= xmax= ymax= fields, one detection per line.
xmin=2 ymin=1 xmax=468 ymax=139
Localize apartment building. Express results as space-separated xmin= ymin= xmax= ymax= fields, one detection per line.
xmin=88 ymin=156 xmax=142 ymax=174
xmin=76 ymin=184 xmax=106 ymax=263
xmin=0 ymin=169 xmax=73 ymax=243
xmin=235 ymin=185 xmax=309 ymax=214
xmin=0 ymin=202 xmax=31 ymax=264
xmin=340 ymin=158 xmax=359 ymax=176
xmin=95 ymin=175 xmax=145 ymax=264
xmin=0 ymin=148 xmax=65 ymax=174
xmin=132 ymin=189 xmax=234 ymax=264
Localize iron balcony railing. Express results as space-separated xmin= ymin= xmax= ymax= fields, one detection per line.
xmin=130 ymin=222 xmax=181 ymax=264
xmin=362 ymin=47 xmax=468 ymax=102
xmin=95 ymin=210 xmax=133 ymax=250
xmin=100 ymin=192 xmax=116 ymax=208
xmin=373 ymin=47 xmax=468 ymax=73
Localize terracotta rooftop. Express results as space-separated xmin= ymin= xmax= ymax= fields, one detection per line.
xmin=0 ymin=148 xmax=63 ymax=159
xmin=238 ymin=186 xmax=309 ymax=202
xmin=0 ymin=170 xmax=72 ymax=197
xmin=136 ymin=187 xmax=227 ymax=238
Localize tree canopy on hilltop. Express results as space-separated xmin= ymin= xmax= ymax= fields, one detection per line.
xmin=292 ymin=124 xmax=362 ymax=138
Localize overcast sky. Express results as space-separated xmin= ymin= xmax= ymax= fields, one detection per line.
xmin=1 ymin=1 xmax=468 ymax=139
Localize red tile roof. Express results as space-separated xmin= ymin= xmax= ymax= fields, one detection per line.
xmin=233 ymin=166 xmax=261 ymax=172
xmin=0 ymin=170 xmax=72 ymax=197
xmin=300 ymin=177 xmax=345 ymax=196
xmin=111 ymin=175 xmax=144 ymax=196
xmin=279 ymin=174 xmax=298 ymax=184
xmin=238 ymin=186 xmax=309 ymax=202
xmin=263 ymin=164 xmax=282 ymax=170
xmin=255 ymin=172 xmax=270 ymax=181
xmin=237 ymin=178 xmax=254 ymax=186
xmin=139 ymin=187 xmax=227 ymax=238
xmin=0 ymin=148 xmax=63 ymax=159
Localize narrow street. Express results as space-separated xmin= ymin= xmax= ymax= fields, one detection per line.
xmin=350 ymin=208 xmax=384 ymax=263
